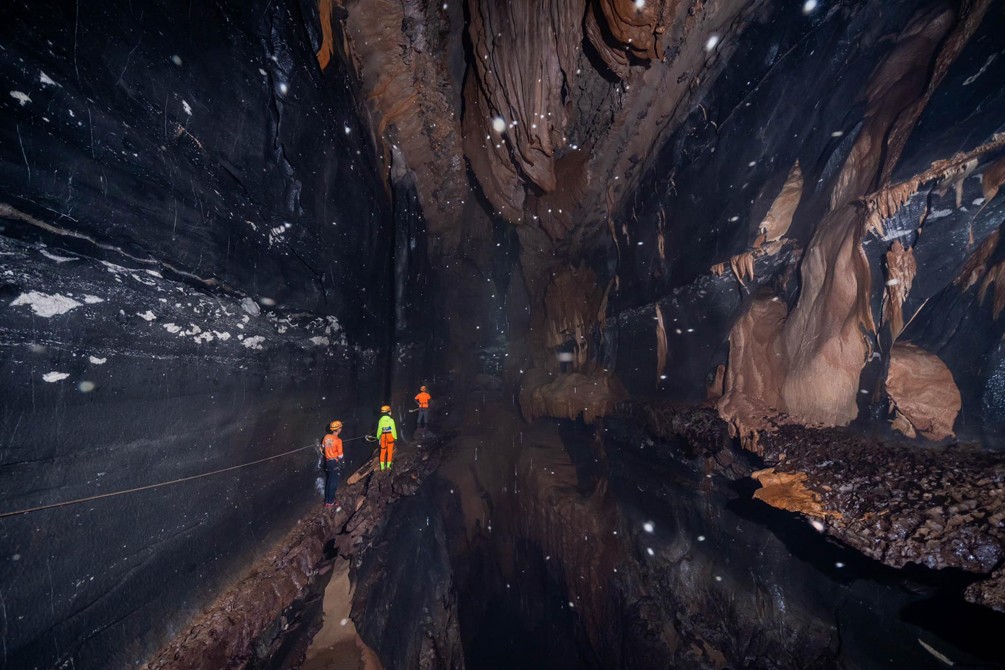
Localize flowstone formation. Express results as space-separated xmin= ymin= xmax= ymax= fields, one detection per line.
xmin=326 ymin=0 xmax=1005 ymax=448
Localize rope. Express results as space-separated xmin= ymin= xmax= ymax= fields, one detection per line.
xmin=0 ymin=441 xmax=327 ymax=520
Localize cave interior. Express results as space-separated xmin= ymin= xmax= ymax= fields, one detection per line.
xmin=2 ymin=0 xmax=1005 ymax=668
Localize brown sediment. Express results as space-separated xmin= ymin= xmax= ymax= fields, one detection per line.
xmin=965 ymin=565 xmax=1005 ymax=613
xmin=751 ymin=468 xmax=834 ymax=519
xmin=301 ymin=559 xmax=382 ymax=670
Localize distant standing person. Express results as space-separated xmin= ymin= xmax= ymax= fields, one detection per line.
xmin=376 ymin=405 xmax=397 ymax=472
xmin=557 ymin=339 xmax=575 ymax=373
xmin=321 ymin=420 xmax=344 ymax=508
xmin=415 ymin=385 xmax=432 ymax=430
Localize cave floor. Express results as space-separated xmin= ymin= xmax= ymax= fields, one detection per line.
xmin=301 ymin=558 xmax=380 ymax=670
xmin=157 ymin=388 xmax=1005 ymax=669
xmin=328 ymin=386 xmax=1005 ymax=669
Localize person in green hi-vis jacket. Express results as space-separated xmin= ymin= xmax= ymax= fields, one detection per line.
xmin=376 ymin=405 xmax=398 ymax=471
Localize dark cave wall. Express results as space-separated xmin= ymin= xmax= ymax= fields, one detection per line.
xmin=889 ymin=12 xmax=1005 ymax=445
xmin=605 ymin=0 xmax=906 ymax=402
xmin=602 ymin=0 xmax=1005 ymax=438
xmin=0 ymin=1 xmax=397 ymax=668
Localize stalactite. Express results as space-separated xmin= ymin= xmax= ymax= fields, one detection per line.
xmin=882 ymin=241 xmax=917 ymax=339
xmin=863 ymin=132 xmax=1005 ymax=236
xmin=954 ymin=229 xmax=1005 ymax=319
xmin=728 ymin=250 xmax=755 ymax=286
xmin=759 ymin=160 xmax=803 ymax=242
xmin=983 ymin=154 xmax=1005 ymax=203
xmin=315 ymin=0 xmax=335 ymax=70
xmin=655 ymin=304 xmax=668 ymax=381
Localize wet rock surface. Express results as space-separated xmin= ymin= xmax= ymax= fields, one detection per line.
xmin=145 ymin=440 xmax=450 ymax=669
xmin=760 ymin=427 xmax=1005 ymax=577
xmin=0 ymin=1 xmax=402 ymax=667
xmin=373 ymin=389 xmax=1005 ymax=668
xmin=629 ymin=400 xmax=1005 ymax=613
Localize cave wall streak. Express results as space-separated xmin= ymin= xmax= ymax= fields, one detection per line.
xmin=0 ymin=1 xmax=397 ymax=667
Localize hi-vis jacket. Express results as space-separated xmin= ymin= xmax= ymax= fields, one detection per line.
xmin=376 ymin=415 xmax=398 ymax=441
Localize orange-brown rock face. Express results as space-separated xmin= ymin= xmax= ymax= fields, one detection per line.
xmin=519 ymin=369 xmax=628 ymax=424
xmin=886 ymin=343 xmax=961 ymax=441
xmin=759 ymin=161 xmax=803 ymax=243
xmin=716 ymin=296 xmax=787 ymax=452
xmin=543 ymin=264 xmax=607 ymax=367
xmin=752 ymin=468 xmax=833 ymax=519
xmin=586 ymin=0 xmax=673 ymax=75
xmin=464 ymin=0 xmax=585 ymax=221
xmin=337 ymin=0 xmax=469 ymax=244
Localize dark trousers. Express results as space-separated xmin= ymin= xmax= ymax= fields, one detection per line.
xmin=324 ymin=459 xmax=341 ymax=504
xmin=417 ymin=408 xmax=429 ymax=428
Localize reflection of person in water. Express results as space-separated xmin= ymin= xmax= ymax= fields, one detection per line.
xmin=557 ymin=338 xmax=575 ymax=373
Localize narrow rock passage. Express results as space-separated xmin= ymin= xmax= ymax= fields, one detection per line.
xmin=301 ymin=558 xmax=379 ymax=670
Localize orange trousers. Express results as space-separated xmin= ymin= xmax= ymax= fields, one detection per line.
xmin=380 ymin=434 xmax=395 ymax=470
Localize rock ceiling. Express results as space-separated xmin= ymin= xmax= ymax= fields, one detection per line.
xmin=326 ymin=0 xmax=755 ymax=247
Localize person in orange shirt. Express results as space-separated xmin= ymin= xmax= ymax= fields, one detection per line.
xmin=414 ymin=385 xmax=432 ymax=430
xmin=321 ymin=420 xmax=344 ymax=507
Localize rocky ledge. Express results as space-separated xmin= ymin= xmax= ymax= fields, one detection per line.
xmin=630 ymin=402 xmax=1005 ymax=612
xmin=143 ymin=444 xmax=445 ymax=669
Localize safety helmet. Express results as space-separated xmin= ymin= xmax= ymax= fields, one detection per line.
xmin=380 ymin=405 xmax=392 ymax=413
xmin=420 ymin=385 xmax=427 ymax=392
xmin=329 ymin=420 xmax=343 ymax=431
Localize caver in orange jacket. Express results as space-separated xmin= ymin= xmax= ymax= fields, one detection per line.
xmin=415 ymin=391 xmax=431 ymax=408
xmin=322 ymin=433 xmax=343 ymax=460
